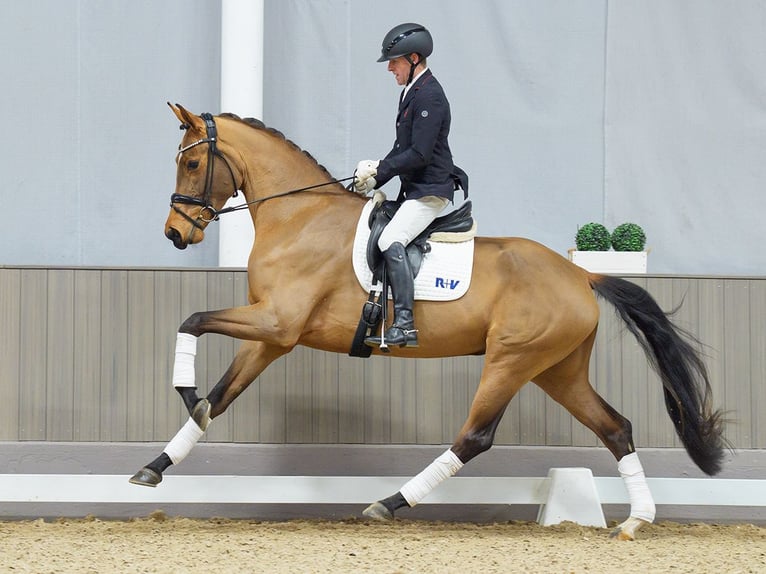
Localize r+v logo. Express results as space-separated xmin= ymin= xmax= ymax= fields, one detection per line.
xmin=435 ymin=277 xmax=460 ymax=290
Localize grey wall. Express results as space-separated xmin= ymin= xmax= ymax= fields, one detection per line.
xmin=1 ymin=1 xmax=764 ymax=273
xmin=264 ymin=0 xmax=766 ymax=275
xmin=1 ymin=0 xmax=221 ymax=267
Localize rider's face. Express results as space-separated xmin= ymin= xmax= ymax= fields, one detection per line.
xmin=387 ymin=55 xmax=416 ymax=86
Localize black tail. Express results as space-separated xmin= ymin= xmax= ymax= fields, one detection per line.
xmin=591 ymin=275 xmax=726 ymax=475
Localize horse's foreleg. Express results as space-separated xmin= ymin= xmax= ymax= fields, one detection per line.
xmin=129 ymin=338 xmax=286 ymax=487
xmin=363 ymin=357 xmax=523 ymax=520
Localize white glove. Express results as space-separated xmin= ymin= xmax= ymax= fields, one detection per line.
xmin=354 ymin=160 xmax=379 ymax=194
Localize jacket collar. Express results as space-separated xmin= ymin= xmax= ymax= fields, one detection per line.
xmin=399 ymin=68 xmax=433 ymax=110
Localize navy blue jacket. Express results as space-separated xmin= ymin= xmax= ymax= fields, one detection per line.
xmin=375 ymin=69 xmax=468 ymax=202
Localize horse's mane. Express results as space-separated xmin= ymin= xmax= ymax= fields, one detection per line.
xmin=219 ymin=113 xmax=332 ymax=178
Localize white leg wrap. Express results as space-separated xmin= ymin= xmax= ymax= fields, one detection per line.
xmin=172 ymin=332 xmax=198 ymax=388
xmin=400 ymin=449 xmax=464 ymax=507
xmin=163 ymin=416 xmax=207 ymax=464
xmin=618 ymin=452 xmax=656 ymax=523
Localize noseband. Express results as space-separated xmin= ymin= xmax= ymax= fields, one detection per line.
xmin=170 ymin=113 xmax=239 ymax=230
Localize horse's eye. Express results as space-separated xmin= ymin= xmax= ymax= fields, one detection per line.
xmin=187 ymin=160 xmax=199 ymax=170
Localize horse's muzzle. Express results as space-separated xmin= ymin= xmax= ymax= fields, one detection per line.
xmin=166 ymin=227 xmax=188 ymax=250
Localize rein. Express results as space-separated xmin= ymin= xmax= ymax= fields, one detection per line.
xmin=171 ymin=113 xmax=356 ymax=226
xmin=203 ymin=176 xmax=357 ymax=219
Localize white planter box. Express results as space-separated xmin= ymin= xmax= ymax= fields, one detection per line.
xmin=568 ymin=250 xmax=648 ymax=274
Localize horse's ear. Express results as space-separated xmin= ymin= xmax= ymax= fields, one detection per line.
xmin=168 ymin=102 xmax=204 ymax=132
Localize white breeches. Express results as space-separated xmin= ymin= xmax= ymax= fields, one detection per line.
xmin=378 ymin=195 xmax=449 ymax=251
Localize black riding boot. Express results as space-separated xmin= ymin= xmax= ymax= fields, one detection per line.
xmin=365 ymin=242 xmax=419 ymax=348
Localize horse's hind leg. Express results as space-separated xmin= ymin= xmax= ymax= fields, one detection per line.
xmin=129 ymin=338 xmax=286 ymax=486
xmin=363 ymin=350 xmax=529 ymax=520
xmin=533 ymin=334 xmax=655 ymax=540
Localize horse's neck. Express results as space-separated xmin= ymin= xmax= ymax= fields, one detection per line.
xmin=240 ymin=148 xmax=363 ymax=245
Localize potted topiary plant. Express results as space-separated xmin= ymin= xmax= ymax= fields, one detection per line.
xmin=611 ymin=222 xmax=646 ymax=252
xmin=575 ymin=222 xmax=611 ymax=251
xmin=569 ymin=222 xmax=648 ymax=273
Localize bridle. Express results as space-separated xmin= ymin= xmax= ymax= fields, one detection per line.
xmin=170 ymin=113 xmax=239 ymax=231
xmin=170 ymin=113 xmax=356 ymax=234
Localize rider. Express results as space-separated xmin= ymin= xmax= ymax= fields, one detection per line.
xmin=355 ymin=22 xmax=468 ymax=349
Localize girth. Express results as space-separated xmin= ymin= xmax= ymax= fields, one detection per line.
xmin=366 ymin=200 xmax=474 ymax=282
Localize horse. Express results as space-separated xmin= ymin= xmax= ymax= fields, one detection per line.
xmin=129 ymin=103 xmax=726 ymax=540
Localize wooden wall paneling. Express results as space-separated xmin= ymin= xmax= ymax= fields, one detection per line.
xmin=337 ymin=355 xmax=366 ymax=444
xmin=311 ymin=350 xmax=340 ymax=443
xmin=229 ymin=340 xmax=263 ymax=443
xmin=723 ymin=279 xmax=753 ymax=448
xmin=285 ymin=346 xmax=314 ymax=443
xmin=749 ymin=280 xmax=766 ymax=446
xmin=18 ymin=269 xmax=47 ymax=440
xmin=3 ymin=269 xmax=764 ymax=450
xmin=255 ymin=353 xmax=287 ymax=443
xmin=125 ymin=270 xmax=156 ymax=441
xmin=414 ymin=358 xmax=444 ymax=445
xmin=388 ymin=357 xmax=417 ymax=444
xmin=544 ymin=394 xmax=573 ymax=447
xmin=73 ymin=270 xmax=102 ymax=441
xmin=152 ymin=270 xmax=184 ymax=440
xmin=46 ymin=269 xmax=75 ymax=440
xmin=99 ymin=270 xmax=129 ymax=441
xmin=516 ymin=384 xmax=546 ymax=446
xmin=439 ymin=356 xmax=473 ymax=444
xmin=0 ymin=269 xmax=21 ymax=440
xmin=364 ymin=355 xmax=391 ymax=444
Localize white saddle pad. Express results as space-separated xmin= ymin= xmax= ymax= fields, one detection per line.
xmin=352 ymin=198 xmax=474 ymax=301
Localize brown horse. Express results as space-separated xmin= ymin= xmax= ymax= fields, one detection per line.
xmin=130 ymin=103 xmax=726 ymax=540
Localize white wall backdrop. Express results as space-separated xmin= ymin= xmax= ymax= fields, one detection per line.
xmin=2 ymin=0 xmax=764 ymax=274
xmin=1 ymin=0 xmax=222 ymax=267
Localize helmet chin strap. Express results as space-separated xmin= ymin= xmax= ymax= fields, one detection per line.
xmin=404 ymin=54 xmax=419 ymax=86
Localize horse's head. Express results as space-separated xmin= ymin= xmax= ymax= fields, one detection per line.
xmin=164 ymin=103 xmax=240 ymax=249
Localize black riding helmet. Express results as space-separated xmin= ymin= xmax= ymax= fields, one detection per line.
xmin=377 ymin=23 xmax=433 ymax=84
xmin=377 ymin=23 xmax=433 ymax=62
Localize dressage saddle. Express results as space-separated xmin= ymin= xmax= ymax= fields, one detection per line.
xmin=366 ymin=199 xmax=474 ymax=283
xmin=349 ymin=200 xmax=474 ymax=358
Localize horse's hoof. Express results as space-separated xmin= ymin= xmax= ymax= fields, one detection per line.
xmin=609 ymin=527 xmax=634 ymax=541
xmin=192 ymin=398 xmax=211 ymax=431
xmin=129 ymin=467 xmax=163 ymax=487
xmin=362 ymin=501 xmax=393 ymax=521
xmin=609 ymin=517 xmax=648 ymax=541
